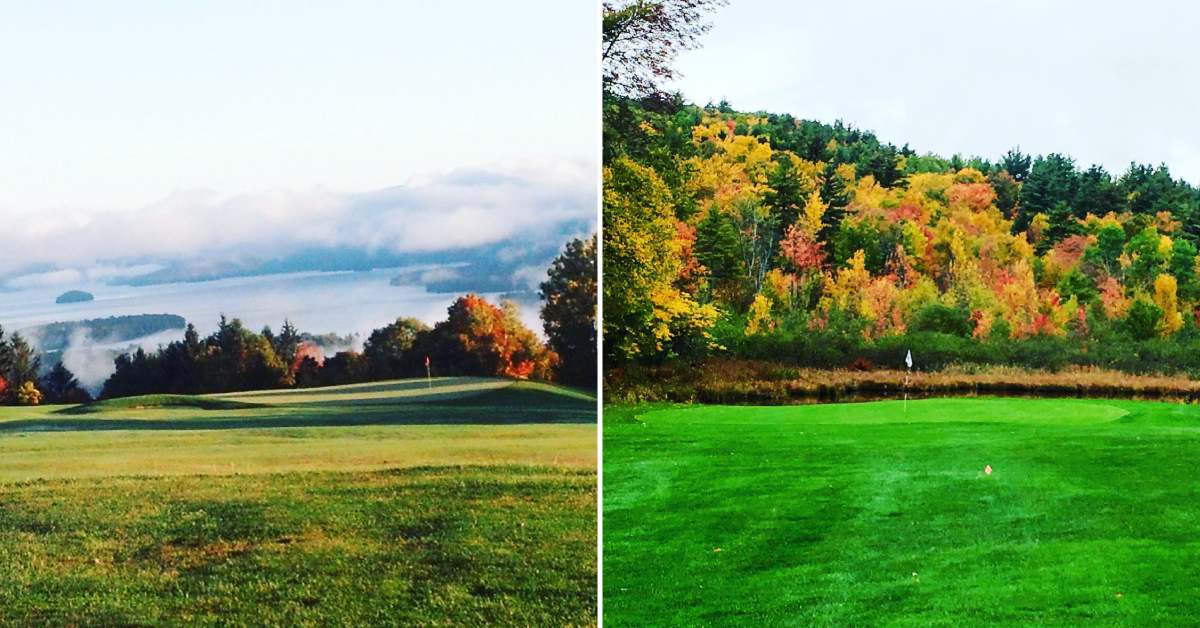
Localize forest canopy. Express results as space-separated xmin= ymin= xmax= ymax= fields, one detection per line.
xmin=603 ymin=94 xmax=1200 ymax=375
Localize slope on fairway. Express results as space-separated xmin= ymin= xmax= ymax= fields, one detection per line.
xmin=0 ymin=378 xmax=596 ymax=482
xmin=604 ymin=397 xmax=1200 ymax=626
xmin=0 ymin=377 xmax=594 ymax=431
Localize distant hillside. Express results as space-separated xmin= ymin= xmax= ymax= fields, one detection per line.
xmin=27 ymin=314 xmax=186 ymax=353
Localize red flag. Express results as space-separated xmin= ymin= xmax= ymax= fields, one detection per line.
xmin=425 ymin=355 xmax=431 ymax=368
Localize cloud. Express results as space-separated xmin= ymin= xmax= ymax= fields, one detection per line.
xmin=512 ymin=264 xmax=549 ymax=291
xmin=0 ymin=158 xmax=596 ymax=281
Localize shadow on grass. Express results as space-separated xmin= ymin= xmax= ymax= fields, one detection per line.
xmin=0 ymin=407 xmax=595 ymax=433
xmin=214 ymin=376 xmax=503 ymax=399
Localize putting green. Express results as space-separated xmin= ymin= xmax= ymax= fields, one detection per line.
xmin=604 ymin=396 xmax=1200 ymax=625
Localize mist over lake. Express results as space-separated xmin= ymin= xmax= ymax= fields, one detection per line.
xmin=0 ymin=267 xmax=543 ymax=347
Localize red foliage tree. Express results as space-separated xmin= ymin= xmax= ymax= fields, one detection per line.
xmin=780 ymin=224 xmax=826 ymax=272
xmin=675 ymin=220 xmax=706 ymax=292
xmin=947 ymin=182 xmax=997 ymax=212
xmin=426 ymin=295 xmax=558 ymax=380
xmin=291 ymin=341 xmax=325 ymax=375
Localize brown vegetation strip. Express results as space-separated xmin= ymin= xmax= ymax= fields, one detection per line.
xmin=606 ymin=359 xmax=1200 ymax=404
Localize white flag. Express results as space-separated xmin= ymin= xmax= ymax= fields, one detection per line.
xmin=905 ymin=350 xmax=913 ymax=369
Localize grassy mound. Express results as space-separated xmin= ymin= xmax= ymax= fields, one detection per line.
xmin=605 ymin=397 xmax=1200 ymax=625
xmin=445 ymin=380 xmax=596 ymax=408
xmin=1 ymin=378 xmax=594 ymax=433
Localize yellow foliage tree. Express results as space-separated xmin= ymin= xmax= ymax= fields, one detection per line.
xmin=1028 ymin=213 xmax=1050 ymax=246
xmin=762 ymin=268 xmax=795 ymax=311
xmin=1154 ymin=273 xmax=1183 ymax=336
xmin=603 ymin=157 xmax=716 ymax=359
xmin=822 ymin=250 xmax=871 ymax=316
xmin=799 ymin=190 xmax=827 ymax=237
xmin=16 ymin=381 xmax=42 ymax=406
xmin=860 ymin=277 xmax=904 ymax=338
xmin=686 ymin=118 xmax=774 ymax=210
xmin=745 ymin=293 xmax=776 ymax=336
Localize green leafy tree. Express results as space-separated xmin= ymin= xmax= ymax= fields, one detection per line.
xmin=911 ymin=303 xmax=973 ymax=337
xmin=363 ymin=317 xmax=430 ymax=379
xmin=1124 ymin=299 xmax=1164 ymax=341
xmin=1082 ymin=224 xmax=1126 ymax=278
xmin=540 ymin=235 xmax=598 ymax=388
xmin=1170 ymin=238 xmax=1200 ymax=301
xmin=1124 ymin=227 xmax=1168 ymax=290
xmin=1057 ymin=269 xmax=1098 ymax=303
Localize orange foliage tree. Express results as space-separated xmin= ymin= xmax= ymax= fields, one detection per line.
xmin=424 ymin=295 xmax=558 ymax=380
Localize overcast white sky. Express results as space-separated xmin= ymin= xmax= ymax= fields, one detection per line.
xmin=0 ymin=1 xmax=597 ymax=216
xmin=672 ymin=0 xmax=1200 ymax=184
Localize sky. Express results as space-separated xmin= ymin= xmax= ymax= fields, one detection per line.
xmin=0 ymin=1 xmax=597 ymax=281
xmin=672 ymin=0 xmax=1200 ymax=185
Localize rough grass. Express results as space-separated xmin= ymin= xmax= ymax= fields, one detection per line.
xmin=0 ymin=466 xmax=596 ymax=625
xmin=0 ymin=377 xmax=597 ymax=625
xmin=606 ymin=359 xmax=1200 ymax=404
xmin=604 ymin=397 xmax=1200 ymax=626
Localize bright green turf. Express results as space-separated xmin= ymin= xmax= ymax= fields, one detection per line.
xmin=604 ymin=397 xmax=1200 ymax=626
xmin=0 ymin=377 xmax=597 ymax=624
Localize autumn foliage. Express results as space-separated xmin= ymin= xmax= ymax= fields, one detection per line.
xmin=604 ymin=95 xmax=1200 ymax=375
xmin=424 ymin=295 xmax=558 ymax=380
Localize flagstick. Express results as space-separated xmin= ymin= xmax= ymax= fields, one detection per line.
xmin=903 ymin=349 xmax=913 ymax=413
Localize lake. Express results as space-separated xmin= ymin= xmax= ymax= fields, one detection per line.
xmin=0 ymin=267 xmax=543 ymax=348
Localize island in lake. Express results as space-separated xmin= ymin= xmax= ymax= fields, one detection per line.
xmin=55 ymin=290 xmax=94 ymax=304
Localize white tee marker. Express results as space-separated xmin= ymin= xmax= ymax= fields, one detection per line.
xmin=984 ymin=464 xmax=993 ymax=475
